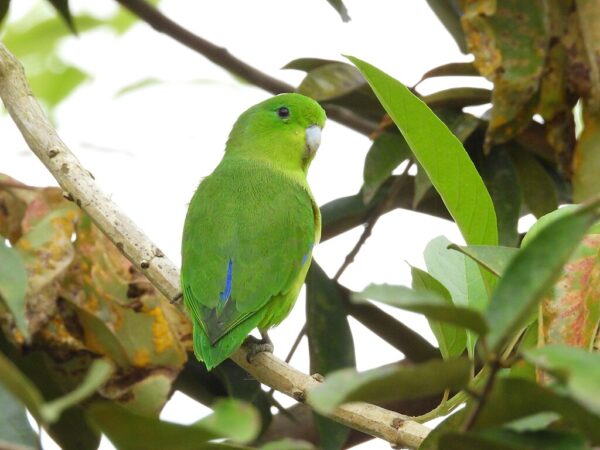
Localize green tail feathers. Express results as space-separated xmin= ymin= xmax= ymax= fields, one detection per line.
xmin=192 ymin=311 xmax=265 ymax=370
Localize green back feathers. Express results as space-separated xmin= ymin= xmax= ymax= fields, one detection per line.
xmin=181 ymin=94 xmax=325 ymax=369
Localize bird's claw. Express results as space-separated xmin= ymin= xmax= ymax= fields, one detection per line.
xmin=243 ymin=335 xmax=274 ymax=363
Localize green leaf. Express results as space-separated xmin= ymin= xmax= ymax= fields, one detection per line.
xmin=417 ymin=62 xmax=479 ymax=85
xmin=88 ymin=402 xmax=253 ymax=450
xmin=0 ymin=239 xmax=29 ymax=339
xmin=424 ymin=0 xmax=468 ymax=53
xmin=504 ymin=412 xmax=561 ymax=432
xmin=0 ymin=352 xmax=46 ymax=423
xmin=325 ymin=0 xmax=350 ymax=21
xmin=282 ymin=58 xmax=339 ymax=72
xmin=447 ymin=245 xmax=519 ymax=277
xmin=215 ymin=360 xmax=272 ymax=434
xmin=193 ymin=398 xmax=261 ymax=443
xmin=45 ymin=0 xmax=76 ymax=32
xmin=486 ymin=200 xmax=600 ymax=353
xmin=260 ymin=439 xmax=316 ymax=450
xmin=439 ymin=429 xmax=590 ymax=450
xmin=362 ymin=133 xmax=411 ymax=203
xmin=413 ymin=162 xmax=433 ymax=208
xmin=464 ymin=377 xmax=600 ymax=444
xmin=0 ymin=383 xmax=38 ymax=448
xmin=298 ymin=62 xmax=364 ymax=101
xmin=306 ymin=263 xmax=354 ymax=450
xmin=307 ymin=358 xmax=470 ymax=415
xmin=40 ymin=359 xmax=114 ymax=423
xmin=0 ymin=0 xmax=9 ymax=26
xmin=347 ymin=56 xmax=498 ymax=247
xmin=355 ymin=284 xmax=488 ymax=335
xmin=481 ymin=148 xmax=521 ymax=246
xmin=115 ymin=77 xmax=163 ymax=97
xmin=422 ymin=87 xmax=491 ymax=110
xmin=411 ymin=267 xmax=466 ymax=358
xmin=510 ymin=149 xmax=559 ymax=218
xmin=28 ymin=63 xmax=88 ymax=108
xmin=424 ymin=236 xmax=488 ymax=355
xmin=524 ymin=345 xmax=600 ymax=416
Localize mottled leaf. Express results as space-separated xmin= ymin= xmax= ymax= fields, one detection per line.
xmin=486 ymin=200 xmax=600 ymax=353
xmin=348 ymin=56 xmax=498 ymax=247
xmin=411 ymin=267 xmax=466 ymax=358
xmin=0 ymin=239 xmax=28 ymax=339
xmin=447 ymin=244 xmax=519 ymax=277
xmin=539 ymin=219 xmax=600 ymax=350
xmin=510 ymin=149 xmax=559 ymax=218
xmin=462 ymin=0 xmax=550 ymax=147
xmin=307 ymin=358 xmax=470 ymax=415
xmin=306 ymin=263 xmax=354 ymax=450
xmin=575 ymin=0 xmax=600 ymax=110
xmin=524 ymin=345 xmax=600 ymax=415
xmin=573 ymin=112 xmax=600 ymax=202
xmin=362 ymin=133 xmax=411 ymax=203
xmin=355 ymin=284 xmax=488 ymax=335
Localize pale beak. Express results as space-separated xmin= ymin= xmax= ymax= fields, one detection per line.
xmin=305 ymin=124 xmax=322 ymax=157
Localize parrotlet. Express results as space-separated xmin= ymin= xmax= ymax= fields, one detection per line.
xmin=181 ymin=93 xmax=326 ymax=370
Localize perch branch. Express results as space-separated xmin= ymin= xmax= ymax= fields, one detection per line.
xmin=0 ymin=43 xmax=430 ymax=449
xmin=114 ymin=0 xmax=378 ymax=136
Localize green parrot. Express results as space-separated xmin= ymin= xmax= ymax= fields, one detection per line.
xmin=181 ymin=93 xmax=326 ymax=370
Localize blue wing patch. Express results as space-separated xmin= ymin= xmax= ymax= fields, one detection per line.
xmin=219 ymin=259 xmax=233 ymax=302
xmin=301 ymin=243 xmax=314 ymax=265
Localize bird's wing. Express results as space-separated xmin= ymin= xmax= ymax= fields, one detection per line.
xmin=181 ymin=159 xmax=317 ymax=344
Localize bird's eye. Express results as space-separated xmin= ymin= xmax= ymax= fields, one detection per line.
xmin=277 ymin=107 xmax=290 ymax=118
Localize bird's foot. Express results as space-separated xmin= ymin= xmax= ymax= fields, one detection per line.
xmin=170 ymin=291 xmax=183 ymax=304
xmin=243 ymin=331 xmax=274 ymax=363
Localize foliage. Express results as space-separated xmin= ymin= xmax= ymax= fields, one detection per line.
xmin=1 ymin=1 xmax=600 ymax=450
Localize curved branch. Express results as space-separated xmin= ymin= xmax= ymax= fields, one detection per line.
xmin=114 ymin=0 xmax=378 ymax=136
xmin=0 ymin=43 xmax=429 ymax=448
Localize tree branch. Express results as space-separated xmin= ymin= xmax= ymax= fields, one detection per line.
xmin=114 ymin=0 xmax=378 ymax=136
xmin=0 ymin=43 xmax=429 ymax=448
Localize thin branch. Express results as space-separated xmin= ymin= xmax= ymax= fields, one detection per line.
xmin=0 ymin=42 xmax=429 ymax=449
xmin=114 ymin=0 xmax=378 ymax=136
xmin=334 ymin=164 xmax=411 ymax=281
xmin=460 ymin=360 xmax=501 ymax=432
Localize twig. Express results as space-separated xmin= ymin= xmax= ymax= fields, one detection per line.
xmin=0 ymin=42 xmax=430 ymax=449
xmin=460 ymin=360 xmax=501 ymax=432
xmin=113 ymin=0 xmax=377 ymax=136
xmin=334 ymin=164 xmax=411 ymax=281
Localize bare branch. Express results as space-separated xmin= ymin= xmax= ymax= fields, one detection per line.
xmin=114 ymin=0 xmax=378 ymax=135
xmin=0 ymin=42 xmax=430 ymax=448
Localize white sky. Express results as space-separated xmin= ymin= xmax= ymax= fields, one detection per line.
xmin=3 ymin=1 xmax=499 ymax=448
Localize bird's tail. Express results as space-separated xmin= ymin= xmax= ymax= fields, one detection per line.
xmin=192 ymin=312 xmax=265 ymax=370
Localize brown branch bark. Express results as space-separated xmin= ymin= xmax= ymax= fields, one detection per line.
xmin=114 ymin=0 xmax=378 ymax=136
xmin=0 ymin=42 xmax=429 ymax=448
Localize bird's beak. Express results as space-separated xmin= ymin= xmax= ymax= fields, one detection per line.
xmin=305 ymin=124 xmax=322 ymax=158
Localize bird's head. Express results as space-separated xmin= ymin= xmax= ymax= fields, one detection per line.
xmin=225 ymin=93 xmax=326 ymax=173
